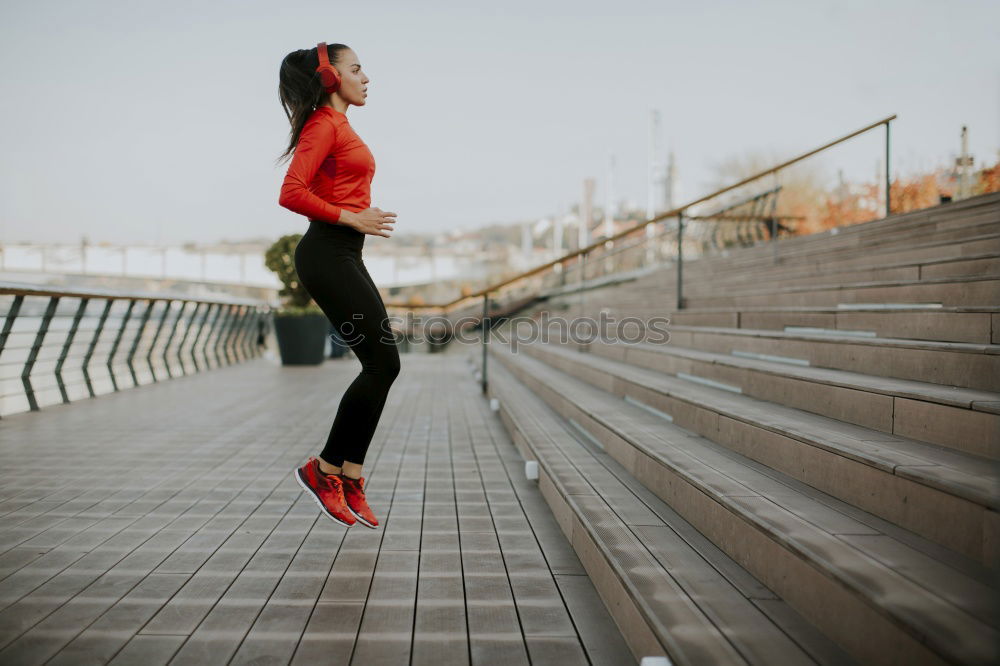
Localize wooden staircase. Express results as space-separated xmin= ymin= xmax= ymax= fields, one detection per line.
xmin=477 ymin=192 xmax=1000 ymax=665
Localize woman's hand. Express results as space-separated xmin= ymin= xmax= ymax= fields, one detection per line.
xmin=341 ymin=207 xmax=396 ymax=237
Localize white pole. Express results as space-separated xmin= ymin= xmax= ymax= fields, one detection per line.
xmin=605 ymin=154 xmax=616 ymax=238
xmin=580 ymin=178 xmax=594 ymax=249
xmin=958 ymin=125 xmax=970 ymax=199
xmin=647 ymin=109 xmax=661 ymax=220
xmin=646 ymin=109 xmax=661 ymax=264
xmin=521 ymin=222 xmax=530 ymax=263
xmin=665 ymin=150 xmax=676 ymax=211
xmin=553 ymin=216 xmax=563 ymax=260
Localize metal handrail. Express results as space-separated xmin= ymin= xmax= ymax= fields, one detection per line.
xmin=0 ymin=281 xmax=272 ymax=417
xmin=382 ymin=115 xmax=896 ymax=394
xmin=386 ymin=114 xmax=896 ymax=312
xmin=0 ymin=282 xmax=266 ymax=306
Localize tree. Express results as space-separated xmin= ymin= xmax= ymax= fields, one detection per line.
xmin=706 ymin=150 xmax=829 ymax=236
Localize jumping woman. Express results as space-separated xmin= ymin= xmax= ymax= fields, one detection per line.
xmin=277 ymin=42 xmax=401 ymax=529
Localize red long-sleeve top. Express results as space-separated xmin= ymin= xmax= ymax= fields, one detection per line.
xmin=278 ymin=106 xmax=376 ymax=224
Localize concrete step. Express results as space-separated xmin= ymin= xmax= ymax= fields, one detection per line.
xmin=581 ymin=337 xmax=999 ymax=458
xmin=716 ymin=217 xmax=1000 ymax=269
xmin=485 ymin=356 xmax=857 ymax=665
xmin=922 ymin=254 xmax=1000 ymax=278
xmin=567 ymin=199 xmax=999 ymax=312
xmin=488 ymin=343 xmax=1000 ymax=666
xmin=653 ymin=324 xmax=1000 ymax=391
xmin=677 ymin=253 xmax=1000 ymax=297
xmin=694 ymin=193 xmax=1000 ymax=267
xmin=680 ymin=275 xmax=1000 ymax=309
xmin=804 ymin=233 xmax=1000 ymax=275
xmin=659 ymin=306 xmax=998 ymax=345
xmin=653 ymin=226 xmax=1000 ymax=290
xmin=663 ymin=221 xmax=1000 ymax=288
xmin=544 ymin=298 xmax=1000 ymax=382
xmin=625 ymin=233 xmax=1000 ymax=303
xmin=508 ymin=339 xmax=999 ymax=565
xmin=778 ymin=192 xmax=1000 ymax=244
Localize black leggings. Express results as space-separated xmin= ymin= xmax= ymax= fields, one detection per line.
xmin=294 ymin=219 xmax=401 ymax=467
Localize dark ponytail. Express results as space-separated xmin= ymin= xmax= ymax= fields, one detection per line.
xmin=276 ymin=43 xmax=350 ymax=165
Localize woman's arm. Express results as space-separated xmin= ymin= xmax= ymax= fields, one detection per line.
xmin=278 ymin=116 xmax=349 ymax=224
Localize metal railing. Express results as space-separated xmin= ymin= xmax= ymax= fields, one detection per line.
xmin=0 ymin=281 xmax=271 ymax=417
xmin=380 ymin=115 xmax=896 ymax=394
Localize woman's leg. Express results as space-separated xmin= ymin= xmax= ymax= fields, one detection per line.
xmin=295 ymin=248 xmax=401 ymax=470
xmin=340 ymin=257 xmax=397 ymax=475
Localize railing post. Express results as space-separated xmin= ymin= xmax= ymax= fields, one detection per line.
xmin=676 ymin=210 xmax=685 ymax=311
xmin=244 ymin=309 xmax=259 ymax=360
xmin=242 ymin=307 xmax=256 ymax=360
xmin=226 ymin=305 xmax=243 ymax=363
xmin=231 ymin=305 xmax=249 ymax=363
xmin=0 ymin=293 xmax=22 ymax=418
xmin=126 ymin=299 xmax=155 ymax=388
xmin=232 ymin=306 xmax=251 ymax=363
xmin=201 ymin=303 xmax=224 ymax=371
xmin=146 ymin=299 xmax=173 ymax=383
xmin=191 ymin=303 xmax=214 ymax=375
xmin=0 ymin=294 xmax=24 ymax=365
xmin=481 ymin=292 xmax=489 ymax=394
xmin=238 ymin=309 xmax=252 ymax=360
xmin=83 ymin=299 xmax=113 ymax=398
xmin=885 ymin=120 xmax=892 ymax=217
xmin=162 ymin=300 xmax=188 ymax=380
xmin=767 ymin=184 xmax=780 ymax=241
xmin=249 ymin=309 xmax=264 ymax=358
xmin=107 ymin=300 xmax=136 ymax=392
xmin=56 ymin=298 xmax=89 ymax=404
xmin=220 ymin=305 xmax=241 ymax=365
xmin=229 ymin=305 xmax=246 ymax=362
xmin=22 ymin=296 xmax=59 ymax=411
xmin=212 ymin=304 xmax=230 ymax=367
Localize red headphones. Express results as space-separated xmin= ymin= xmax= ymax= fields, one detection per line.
xmin=315 ymin=42 xmax=341 ymax=94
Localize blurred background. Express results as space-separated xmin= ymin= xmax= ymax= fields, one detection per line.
xmin=1 ymin=0 xmax=998 ymax=305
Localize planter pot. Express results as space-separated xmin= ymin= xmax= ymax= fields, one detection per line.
xmin=273 ymin=313 xmax=329 ymax=365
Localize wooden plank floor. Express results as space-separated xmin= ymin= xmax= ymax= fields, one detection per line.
xmin=0 ymin=346 xmax=635 ymax=665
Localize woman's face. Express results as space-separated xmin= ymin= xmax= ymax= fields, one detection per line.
xmin=336 ymin=49 xmax=369 ymax=106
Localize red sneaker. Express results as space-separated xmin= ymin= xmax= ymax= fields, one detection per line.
xmin=294 ymin=458 xmax=356 ymax=527
xmin=339 ymin=475 xmax=379 ymax=528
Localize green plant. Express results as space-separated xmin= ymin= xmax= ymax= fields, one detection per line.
xmin=264 ymin=233 xmax=323 ymax=316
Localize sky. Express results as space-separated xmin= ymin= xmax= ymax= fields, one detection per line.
xmin=1 ymin=0 xmax=998 ymax=245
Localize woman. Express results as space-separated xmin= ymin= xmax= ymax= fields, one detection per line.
xmin=277 ymin=42 xmax=401 ymax=529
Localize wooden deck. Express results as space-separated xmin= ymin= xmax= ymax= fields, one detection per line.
xmin=0 ymin=346 xmax=634 ymax=665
